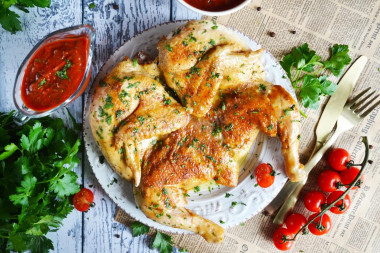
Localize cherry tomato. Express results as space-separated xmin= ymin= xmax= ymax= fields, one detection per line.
xmin=285 ymin=213 xmax=307 ymax=234
xmin=273 ymin=227 xmax=294 ymax=251
xmin=73 ymin=188 xmax=94 ymax=212
xmin=307 ymin=213 xmax=332 ymax=236
xmin=303 ymin=191 xmax=326 ymax=212
xmin=317 ymin=170 xmax=342 ymax=192
xmin=340 ymin=167 xmax=364 ymax=190
xmin=255 ymin=163 xmax=275 ymax=188
xmin=327 ymin=191 xmax=351 ymax=214
xmin=328 ymin=148 xmax=351 ymax=171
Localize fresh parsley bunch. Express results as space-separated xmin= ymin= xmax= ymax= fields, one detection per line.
xmin=0 ymin=111 xmax=80 ymax=252
xmin=0 ymin=0 xmax=51 ymax=34
xmin=280 ymin=43 xmax=351 ymax=109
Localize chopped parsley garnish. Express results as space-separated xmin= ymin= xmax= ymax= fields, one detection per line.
xmin=106 ymin=115 xmax=112 ymax=125
xmin=267 ymin=124 xmax=274 ymax=130
xmin=104 ymin=94 xmax=114 ymax=109
xmin=56 ymin=59 xmax=72 ymax=79
xmin=212 ymin=125 xmax=222 ymax=136
xmin=258 ymin=83 xmax=266 ymax=92
xmin=133 ymin=58 xmax=138 ymax=67
xmin=38 ymin=78 xmax=46 ymax=87
xmin=162 ymin=188 xmax=168 ymax=196
xmin=163 ymin=97 xmax=172 ymax=105
xmin=205 ymin=155 xmax=217 ymax=163
xmin=194 ymin=186 xmax=200 ymax=193
xmin=210 ymin=71 xmax=220 ymax=79
xmin=89 ymin=3 xmax=96 ymax=9
xmin=190 ymin=66 xmax=201 ymax=76
xmin=209 ymin=39 xmax=216 ymax=46
xmin=283 ymin=104 xmax=296 ymax=116
xmin=225 ymin=193 xmax=233 ymax=198
xmin=137 ymin=116 xmax=145 ymax=124
xmin=224 ymin=123 xmax=233 ymax=131
xmin=116 ymin=110 xmax=123 ymax=119
xmin=166 ymin=44 xmax=173 ymax=52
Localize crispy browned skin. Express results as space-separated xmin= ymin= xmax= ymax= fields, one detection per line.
xmin=136 ymin=81 xmax=305 ymax=243
xmin=158 ymin=20 xmax=264 ymax=117
xmin=89 ymin=58 xmax=190 ymax=186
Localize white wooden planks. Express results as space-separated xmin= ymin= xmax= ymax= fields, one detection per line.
xmin=0 ymin=1 xmax=84 ymax=253
xmin=0 ymin=1 xmax=202 ymax=252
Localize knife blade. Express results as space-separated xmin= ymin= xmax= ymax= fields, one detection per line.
xmin=310 ymin=55 xmax=368 ymax=156
xmin=264 ymin=55 xmax=368 ymax=217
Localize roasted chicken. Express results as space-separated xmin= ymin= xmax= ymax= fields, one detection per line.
xmin=89 ymin=20 xmax=305 ymax=243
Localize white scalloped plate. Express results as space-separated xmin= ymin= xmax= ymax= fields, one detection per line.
xmin=83 ymin=21 xmax=295 ymax=234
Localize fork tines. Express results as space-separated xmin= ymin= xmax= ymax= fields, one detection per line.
xmin=348 ymin=87 xmax=380 ymax=117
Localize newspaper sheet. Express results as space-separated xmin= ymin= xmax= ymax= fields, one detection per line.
xmin=116 ymin=0 xmax=380 ymax=252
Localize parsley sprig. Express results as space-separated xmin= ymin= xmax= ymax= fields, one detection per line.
xmin=0 ymin=111 xmax=81 ymax=252
xmin=280 ymin=43 xmax=351 ymax=109
xmin=0 ymin=0 xmax=51 ymax=34
xmin=131 ymin=221 xmax=177 ymax=253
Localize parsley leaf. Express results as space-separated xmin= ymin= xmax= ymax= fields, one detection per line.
xmin=152 ymin=231 xmax=174 ymax=253
xmin=0 ymin=7 xmax=22 ymax=34
xmin=0 ymin=1 xmax=51 ymax=34
xmin=323 ymin=44 xmax=351 ymax=76
xmin=280 ymin=43 xmax=351 ymax=110
xmin=130 ymin=221 xmax=150 ymax=237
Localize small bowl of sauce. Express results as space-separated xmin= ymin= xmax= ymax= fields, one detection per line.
xmin=177 ymin=0 xmax=250 ymax=16
xmin=13 ymin=24 xmax=95 ymax=119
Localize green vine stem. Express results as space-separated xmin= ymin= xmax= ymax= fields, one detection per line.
xmin=288 ymin=136 xmax=370 ymax=241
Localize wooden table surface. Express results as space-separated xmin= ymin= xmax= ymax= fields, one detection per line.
xmin=0 ymin=1 xmax=200 ymax=252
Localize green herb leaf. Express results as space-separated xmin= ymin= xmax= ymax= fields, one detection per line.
xmin=323 ymin=44 xmax=351 ymax=76
xmin=130 ymin=221 xmax=150 ymax=237
xmin=152 ymin=231 xmax=174 ymax=253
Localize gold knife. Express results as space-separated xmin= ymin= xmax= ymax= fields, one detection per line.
xmin=264 ymin=55 xmax=368 ymax=220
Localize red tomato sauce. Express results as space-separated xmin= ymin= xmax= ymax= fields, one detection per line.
xmin=21 ymin=36 xmax=90 ymax=112
xmin=184 ymin=0 xmax=245 ymax=12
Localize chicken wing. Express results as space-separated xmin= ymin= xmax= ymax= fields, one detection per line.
xmin=158 ymin=20 xmax=265 ymax=117
xmin=89 ymin=58 xmax=190 ymax=186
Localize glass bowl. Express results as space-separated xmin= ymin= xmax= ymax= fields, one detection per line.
xmin=176 ymin=0 xmax=251 ymax=16
xmin=13 ymin=24 xmax=95 ymax=120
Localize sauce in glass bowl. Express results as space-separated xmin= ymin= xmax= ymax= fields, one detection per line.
xmin=184 ymin=0 xmax=245 ymax=12
xmin=14 ymin=24 xmax=95 ymax=118
xmin=21 ymin=36 xmax=90 ymax=112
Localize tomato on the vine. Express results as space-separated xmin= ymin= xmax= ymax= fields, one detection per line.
xmin=327 ymin=191 xmax=351 ymax=214
xmin=255 ymin=163 xmax=275 ymax=188
xmin=317 ymin=170 xmax=342 ymax=192
xmin=273 ymin=227 xmax=294 ymax=251
xmin=328 ymin=148 xmax=351 ymax=171
xmin=303 ymin=191 xmax=326 ymax=212
xmin=73 ymin=188 xmax=94 ymax=212
xmin=285 ymin=213 xmax=307 ymax=234
xmin=340 ymin=167 xmax=364 ymax=190
xmin=307 ymin=213 xmax=332 ymax=236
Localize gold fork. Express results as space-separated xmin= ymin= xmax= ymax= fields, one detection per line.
xmin=273 ymin=87 xmax=380 ymax=225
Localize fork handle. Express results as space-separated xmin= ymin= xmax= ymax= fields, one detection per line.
xmin=273 ymin=128 xmax=342 ymax=225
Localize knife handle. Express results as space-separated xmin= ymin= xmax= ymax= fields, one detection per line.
xmin=273 ymin=129 xmax=341 ymax=225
